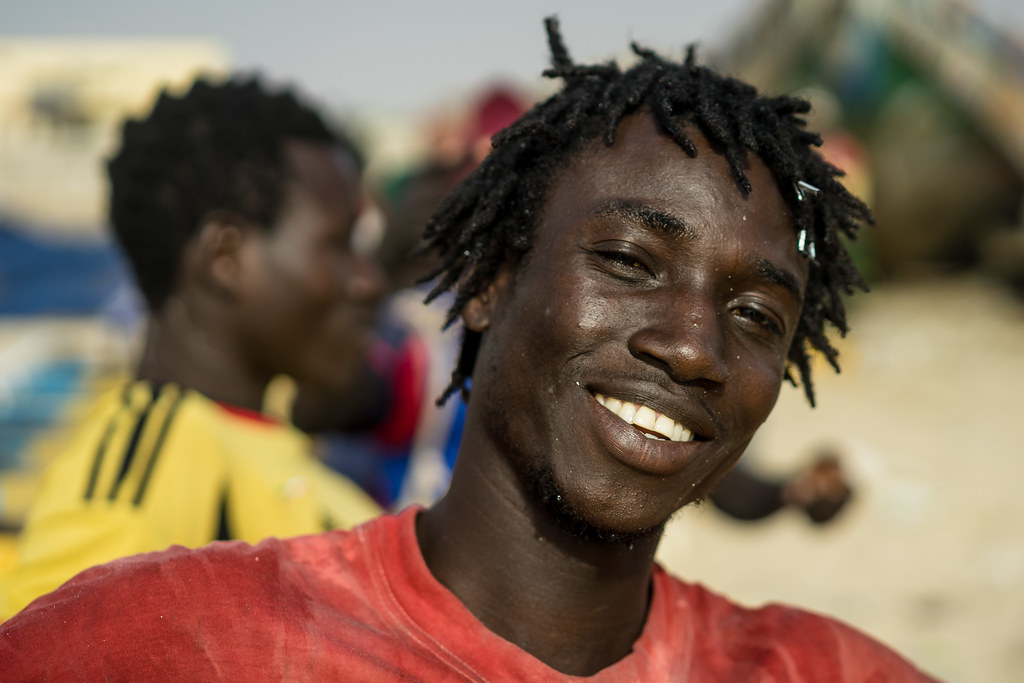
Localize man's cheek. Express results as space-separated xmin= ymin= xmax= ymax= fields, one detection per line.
xmin=573 ymin=292 xmax=631 ymax=336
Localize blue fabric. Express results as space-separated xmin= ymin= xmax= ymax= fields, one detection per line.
xmin=0 ymin=359 xmax=86 ymax=469
xmin=0 ymin=218 xmax=128 ymax=316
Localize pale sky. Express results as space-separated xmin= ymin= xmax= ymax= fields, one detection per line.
xmin=2 ymin=0 xmax=1022 ymax=114
xmin=0 ymin=1 xmax=763 ymax=113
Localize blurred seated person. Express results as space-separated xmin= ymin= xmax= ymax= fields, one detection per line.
xmin=377 ymin=84 xmax=532 ymax=294
xmin=710 ymin=447 xmax=852 ymax=523
xmin=0 ymin=76 xmax=384 ymax=619
xmin=286 ymin=86 xmax=534 ymax=509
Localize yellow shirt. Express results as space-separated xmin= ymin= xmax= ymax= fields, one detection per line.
xmin=0 ymin=381 xmax=381 ymax=619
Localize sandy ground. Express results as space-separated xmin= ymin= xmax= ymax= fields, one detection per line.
xmin=655 ymin=274 xmax=1024 ymax=683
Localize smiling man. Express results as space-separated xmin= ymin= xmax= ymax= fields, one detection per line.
xmin=441 ymin=118 xmax=807 ymax=537
xmin=0 ymin=19 xmax=938 ymax=681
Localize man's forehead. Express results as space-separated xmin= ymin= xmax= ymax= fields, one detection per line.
xmin=539 ymin=114 xmax=786 ymax=228
xmin=282 ymin=141 xmax=360 ymax=197
xmin=524 ymin=112 xmax=803 ymax=295
xmin=556 ymin=115 xmax=756 ymax=198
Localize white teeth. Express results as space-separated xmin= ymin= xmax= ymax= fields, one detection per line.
xmin=593 ymin=393 xmax=695 ymax=442
xmin=654 ymin=414 xmax=675 ymax=439
xmin=633 ymin=405 xmax=657 ymax=432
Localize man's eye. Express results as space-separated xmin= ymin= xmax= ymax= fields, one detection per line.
xmin=734 ymin=305 xmax=783 ymax=336
xmin=598 ymin=250 xmax=652 ymax=275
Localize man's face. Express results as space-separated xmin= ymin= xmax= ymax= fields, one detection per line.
xmin=236 ymin=141 xmax=384 ymax=390
xmin=466 ymin=113 xmax=808 ymax=536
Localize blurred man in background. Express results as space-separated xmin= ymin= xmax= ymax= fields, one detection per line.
xmin=0 ymin=76 xmax=384 ymax=619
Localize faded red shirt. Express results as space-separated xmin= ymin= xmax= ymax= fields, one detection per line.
xmin=1 ymin=507 xmax=937 ymax=681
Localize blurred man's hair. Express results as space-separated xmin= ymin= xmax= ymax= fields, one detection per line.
xmin=108 ymin=76 xmax=361 ymax=311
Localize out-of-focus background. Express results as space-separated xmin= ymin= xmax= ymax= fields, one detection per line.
xmin=1 ymin=1 xmax=1022 ymax=680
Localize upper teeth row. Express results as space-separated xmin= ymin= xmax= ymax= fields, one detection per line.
xmin=594 ymin=393 xmax=694 ymax=442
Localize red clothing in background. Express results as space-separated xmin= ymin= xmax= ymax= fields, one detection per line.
xmin=1 ymin=507 xmax=937 ymax=681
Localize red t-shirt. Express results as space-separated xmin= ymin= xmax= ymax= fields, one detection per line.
xmin=1 ymin=507 xmax=937 ymax=681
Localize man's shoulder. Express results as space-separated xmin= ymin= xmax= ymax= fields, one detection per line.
xmin=1 ymin=514 xmax=402 ymax=678
xmin=10 ymin=533 xmax=319 ymax=616
xmin=49 ymin=380 xmax=223 ymax=462
xmin=6 ymin=510 xmax=403 ymax=620
xmin=654 ymin=568 xmax=939 ymax=681
xmin=658 ymin=567 xmax=846 ymax=633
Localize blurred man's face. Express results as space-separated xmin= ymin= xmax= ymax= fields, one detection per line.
xmin=236 ymin=141 xmax=384 ymax=390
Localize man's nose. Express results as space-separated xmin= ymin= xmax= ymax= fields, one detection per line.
xmin=627 ymin=292 xmax=730 ymax=388
xmin=347 ymin=253 xmax=387 ymax=304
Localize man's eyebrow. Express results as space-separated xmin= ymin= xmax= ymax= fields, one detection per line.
xmin=754 ymin=257 xmax=803 ymax=300
xmin=594 ymin=200 xmax=691 ymax=237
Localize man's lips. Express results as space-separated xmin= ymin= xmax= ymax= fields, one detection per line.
xmin=593 ymin=393 xmax=694 ymax=442
xmin=586 ymin=390 xmax=713 ymax=478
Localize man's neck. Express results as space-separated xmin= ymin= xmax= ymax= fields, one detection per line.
xmin=135 ymin=298 xmax=268 ymax=411
xmin=416 ymin=451 xmax=662 ymax=676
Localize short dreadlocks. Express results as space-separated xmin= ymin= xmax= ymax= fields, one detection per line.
xmin=423 ymin=17 xmax=872 ymax=407
xmin=108 ymin=76 xmax=361 ymax=312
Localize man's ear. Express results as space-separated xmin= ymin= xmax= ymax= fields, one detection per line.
xmin=189 ymin=213 xmax=250 ymax=297
xmin=461 ymin=265 xmax=512 ymax=333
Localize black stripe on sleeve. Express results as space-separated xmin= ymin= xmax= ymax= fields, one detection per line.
xmin=107 ymin=384 xmax=163 ymax=501
xmin=131 ymin=388 xmax=185 ymax=506
xmin=216 ymin=488 xmax=233 ymax=541
xmin=84 ymin=385 xmax=133 ymax=501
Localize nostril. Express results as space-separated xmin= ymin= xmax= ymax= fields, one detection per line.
xmin=628 ymin=323 xmax=729 ymax=387
xmin=630 ymin=350 xmax=676 ymax=381
xmin=349 ymin=257 xmax=387 ymax=301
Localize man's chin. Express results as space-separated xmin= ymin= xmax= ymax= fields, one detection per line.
xmin=527 ymin=466 xmax=666 ymax=547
